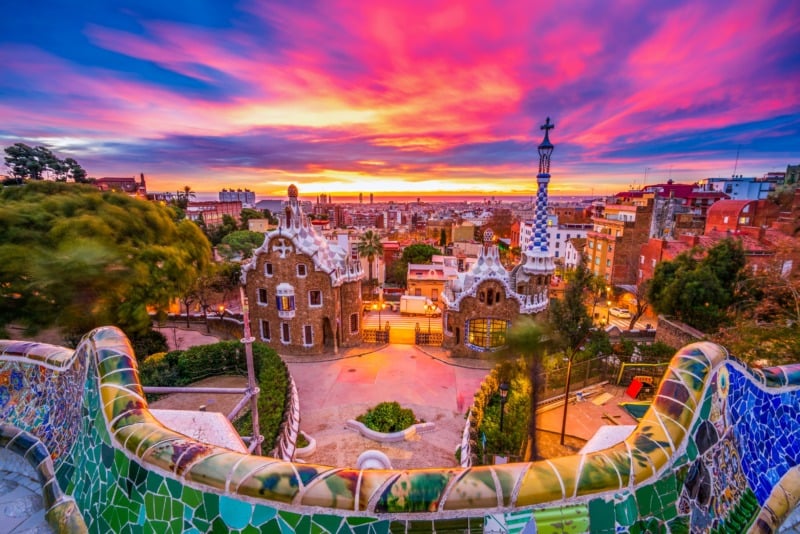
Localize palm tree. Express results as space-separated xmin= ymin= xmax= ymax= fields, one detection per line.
xmin=357 ymin=230 xmax=383 ymax=294
xmin=504 ymin=317 xmax=549 ymax=461
xmin=176 ymin=185 xmax=196 ymax=209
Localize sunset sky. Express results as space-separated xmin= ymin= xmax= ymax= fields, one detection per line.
xmin=1 ymin=1 xmax=798 ymax=199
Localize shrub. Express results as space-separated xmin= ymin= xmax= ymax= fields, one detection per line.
xmin=356 ymin=401 xmax=416 ymax=433
xmin=138 ymin=341 xmax=289 ymax=453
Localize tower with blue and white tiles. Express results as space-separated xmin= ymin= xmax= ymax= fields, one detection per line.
xmin=515 ymin=117 xmax=556 ymax=313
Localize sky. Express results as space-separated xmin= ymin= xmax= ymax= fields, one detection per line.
xmin=1 ymin=1 xmax=799 ymax=199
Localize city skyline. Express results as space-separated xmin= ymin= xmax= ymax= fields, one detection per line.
xmin=1 ymin=1 xmax=798 ymax=197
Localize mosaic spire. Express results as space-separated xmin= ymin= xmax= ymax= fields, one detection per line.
xmin=530 ymin=117 xmax=554 ymax=255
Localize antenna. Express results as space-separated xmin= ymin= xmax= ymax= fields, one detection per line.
xmin=732 ymin=145 xmax=741 ymax=177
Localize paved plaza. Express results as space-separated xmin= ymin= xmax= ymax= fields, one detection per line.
xmin=150 ymin=324 xmax=640 ymax=469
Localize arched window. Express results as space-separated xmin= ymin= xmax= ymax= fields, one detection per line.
xmin=487 ymin=288 xmax=494 ymax=305
xmin=465 ymin=318 xmax=510 ymax=351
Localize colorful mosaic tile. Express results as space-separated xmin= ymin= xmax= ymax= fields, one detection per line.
xmin=3 ymin=330 xmax=800 ymax=532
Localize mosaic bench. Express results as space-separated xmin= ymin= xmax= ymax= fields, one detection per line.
xmin=1 ymin=326 xmax=799 ymax=533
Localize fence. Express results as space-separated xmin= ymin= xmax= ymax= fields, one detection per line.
xmin=363 ymin=325 xmax=390 ymax=344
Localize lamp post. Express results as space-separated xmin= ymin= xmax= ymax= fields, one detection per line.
xmin=425 ymin=304 xmax=433 ymax=334
xmin=559 ymin=356 xmax=573 ymax=446
xmin=499 ymin=381 xmax=510 ymax=432
xmin=373 ymin=302 xmax=384 ymax=330
xmin=606 ymin=299 xmax=612 ymax=325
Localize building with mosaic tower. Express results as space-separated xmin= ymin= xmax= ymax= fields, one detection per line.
xmin=242 ymin=185 xmax=364 ymax=355
xmin=442 ymin=118 xmax=556 ymax=358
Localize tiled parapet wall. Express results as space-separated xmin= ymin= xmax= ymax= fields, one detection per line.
xmin=2 ymin=327 xmax=800 ymax=532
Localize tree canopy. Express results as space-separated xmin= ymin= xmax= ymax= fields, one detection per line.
xmin=0 ymin=182 xmax=212 ymax=339
xmin=3 ymin=143 xmax=88 ymax=183
xmin=217 ymin=230 xmax=265 ymax=261
xmin=386 ymin=243 xmax=440 ymax=286
xmin=647 ymin=238 xmax=746 ymax=332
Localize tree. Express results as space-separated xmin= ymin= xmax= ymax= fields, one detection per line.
xmin=174 ymin=185 xmax=196 ymax=210
xmin=439 ymin=228 xmax=447 ymax=247
xmin=648 ymin=238 xmax=745 ymax=332
xmin=239 ymin=208 xmax=264 ymax=230
xmin=217 ymin=230 xmax=264 ymax=261
xmin=357 ymin=230 xmax=384 ymax=291
xmin=626 ymin=279 xmax=651 ymax=330
xmin=0 ymin=181 xmax=212 ymax=340
xmin=386 ymin=243 xmax=440 ymax=287
xmin=547 ymin=260 xmax=594 ymax=445
xmin=504 ymin=317 xmax=550 ymax=461
xmin=3 ymin=143 xmax=87 ymax=183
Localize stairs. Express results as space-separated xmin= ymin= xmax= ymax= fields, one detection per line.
xmin=363 ymin=310 xmax=442 ymax=344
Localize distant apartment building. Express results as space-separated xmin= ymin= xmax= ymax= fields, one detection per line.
xmin=697 ymin=175 xmax=782 ymax=200
xmin=585 ymin=201 xmax=654 ymax=285
xmin=452 ymin=221 xmax=477 ymax=243
xmin=186 ymin=201 xmax=242 ymax=227
xmin=704 ymin=199 xmax=780 ymax=234
xmin=564 ymin=238 xmax=586 ymax=271
xmin=519 ymin=215 xmax=591 ymax=261
xmin=219 ymin=188 xmax=255 ymax=208
xmin=95 ymin=174 xmax=147 ymax=197
xmin=615 ymin=181 xmax=729 ymax=239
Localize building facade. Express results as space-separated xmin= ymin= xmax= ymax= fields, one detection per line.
xmin=242 ymin=185 xmax=364 ymax=356
xmin=442 ymin=118 xmax=556 ymax=358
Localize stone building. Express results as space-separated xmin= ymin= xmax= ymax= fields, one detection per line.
xmin=442 ymin=118 xmax=556 ymax=358
xmin=242 ymin=185 xmax=364 ymax=356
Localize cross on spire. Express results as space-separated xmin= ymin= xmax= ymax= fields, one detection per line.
xmin=541 ymin=117 xmax=554 ymax=133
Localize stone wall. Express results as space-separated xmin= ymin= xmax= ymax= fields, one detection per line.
xmin=654 ymin=314 xmax=706 ymax=348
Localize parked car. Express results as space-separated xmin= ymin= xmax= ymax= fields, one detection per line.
xmin=609 ymin=306 xmax=631 ymax=318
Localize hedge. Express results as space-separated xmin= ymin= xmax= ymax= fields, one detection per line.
xmin=137 ymin=340 xmax=289 ymax=453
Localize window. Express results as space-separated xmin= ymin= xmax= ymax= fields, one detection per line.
xmin=723 ymin=216 xmax=729 ymax=224
xmin=595 ymin=257 xmax=600 ymax=265
xmin=555 ymin=251 xmax=559 ymax=258
xmin=589 ymin=241 xmax=594 ymax=249
xmin=350 ymin=313 xmax=359 ymax=333
xmin=303 ymin=325 xmax=313 ymax=346
xmin=555 ymin=242 xmax=560 ymax=248
xmin=608 ymin=245 xmax=613 ymax=252
xmin=297 ymin=264 xmax=307 ymax=277
xmin=496 ymin=293 xmax=502 ymax=303
xmin=431 ymin=288 xmax=438 ymax=301
xmin=487 ymin=289 xmax=494 ymax=305
xmin=414 ymin=288 xmax=422 ymax=296
xmin=597 ymin=242 xmax=603 ymax=251
xmin=264 ymin=263 xmax=273 ymax=276
xmin=640 ymin=255 xmax=645 ymax=264
xmin=260 ymin=320 xmax=271 ymax=341
xmin=281 ymin=323 xmax=290 ymax=344
xmin=606 ymin=259 xmax=611 ymax=267
xmin=556 ymin=233 xmax=561 ymax=239
xmin=466 ymin=318 xmax=509 ymax=351
xmin=651 ymin=259 xmax=657 ymax=267
xmin=257 ymin=288 xmax=268 ymax=305
xmin=309 ymin=290 xmax=322 ymax=307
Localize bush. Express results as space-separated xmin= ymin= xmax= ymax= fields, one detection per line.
xmin=129 ymin=328 xmax=169 ymax=360
xmin=356 ymin=401 xmax=417 ymax=433
xmin=137 ymin=341 xmax=289 ymax=453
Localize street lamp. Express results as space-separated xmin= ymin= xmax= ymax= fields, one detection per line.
xmin=372 ymin=302 xmax=385 ymax=330
xmin=499 ymin=381 xmax=510 ymax=432
xmin=559 ymin=356 xmax=573 ymax=446
xmin=606 ymin=300 xmax=612 ymax=324
xmin=425 ymin=303 xmax=433 ymax=334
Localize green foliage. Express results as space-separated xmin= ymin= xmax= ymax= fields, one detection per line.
xmin=637 ymin=341 xmax=677 ymax=363
xmin=138 ymin=341 xmax=289 ymax=451
xmin=648 ymin=238 xmax=745 ymax=332
xmin=0 ymin=182 xmax=212 ymax=338
xmin=128 ymin=329 xmax=169 ymax=361
xmin=386 ymin=243 xmax=440 ymax=286
xmin=3 ymin=143 xmax=88 ymax=182
xmin=357 ymin=230 xmax=384 ymax=285
xmin=548 ymin=261 xmax=594 ymax=353
xmin=356 ymin=401 xmax=417 ymax=433
xmin=217 ymin=230 xmax=264 ymax=261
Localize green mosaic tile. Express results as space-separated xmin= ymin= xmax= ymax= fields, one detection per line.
xmin=614 ymin=493 xmax=638 ymax=527
xmin=165 ymin=477 xmax=182 ymax=499
xmin=251 ymin=504 xmax=277 ymax=526
xmin=279 ymin=509 xmax=303 ymax=528
xmin=211 ymin=516 xmax=231 ymax=533
xmin=181 ymin=485 xmax=203 ymax=509
xmin=686 ymin=438 xmax=698 ymax=461
xmin=314 ymin=513 xmax=344 ymax=533
xmin=406 ymin=519 xmax=433 ymax=533
xmin=241 ymin=525 xmax=262 ymax=534
xmin=387 ymin=521 xmax=406 ymax=534
xmin=296 ymin=515 xmax=312 ymax=533
xmin=203 ymin=491 xmax=220 ymax=519
xmin=368 ymin=519 xmax=390 ymax=534
xmin=667 ymin=516 xmax=690 ymax=534
xmin=336 ymin=523 xmax=354 ymax=534
xmin=279 ymin=517 xmax=299 ymax=534
xmin=430 ymin=517 xmax=469 ymax=531
xmin=347 ymin=517 xmax=378 ymax=526
xmin=588 ymin=498 xmax=615 ymax=534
